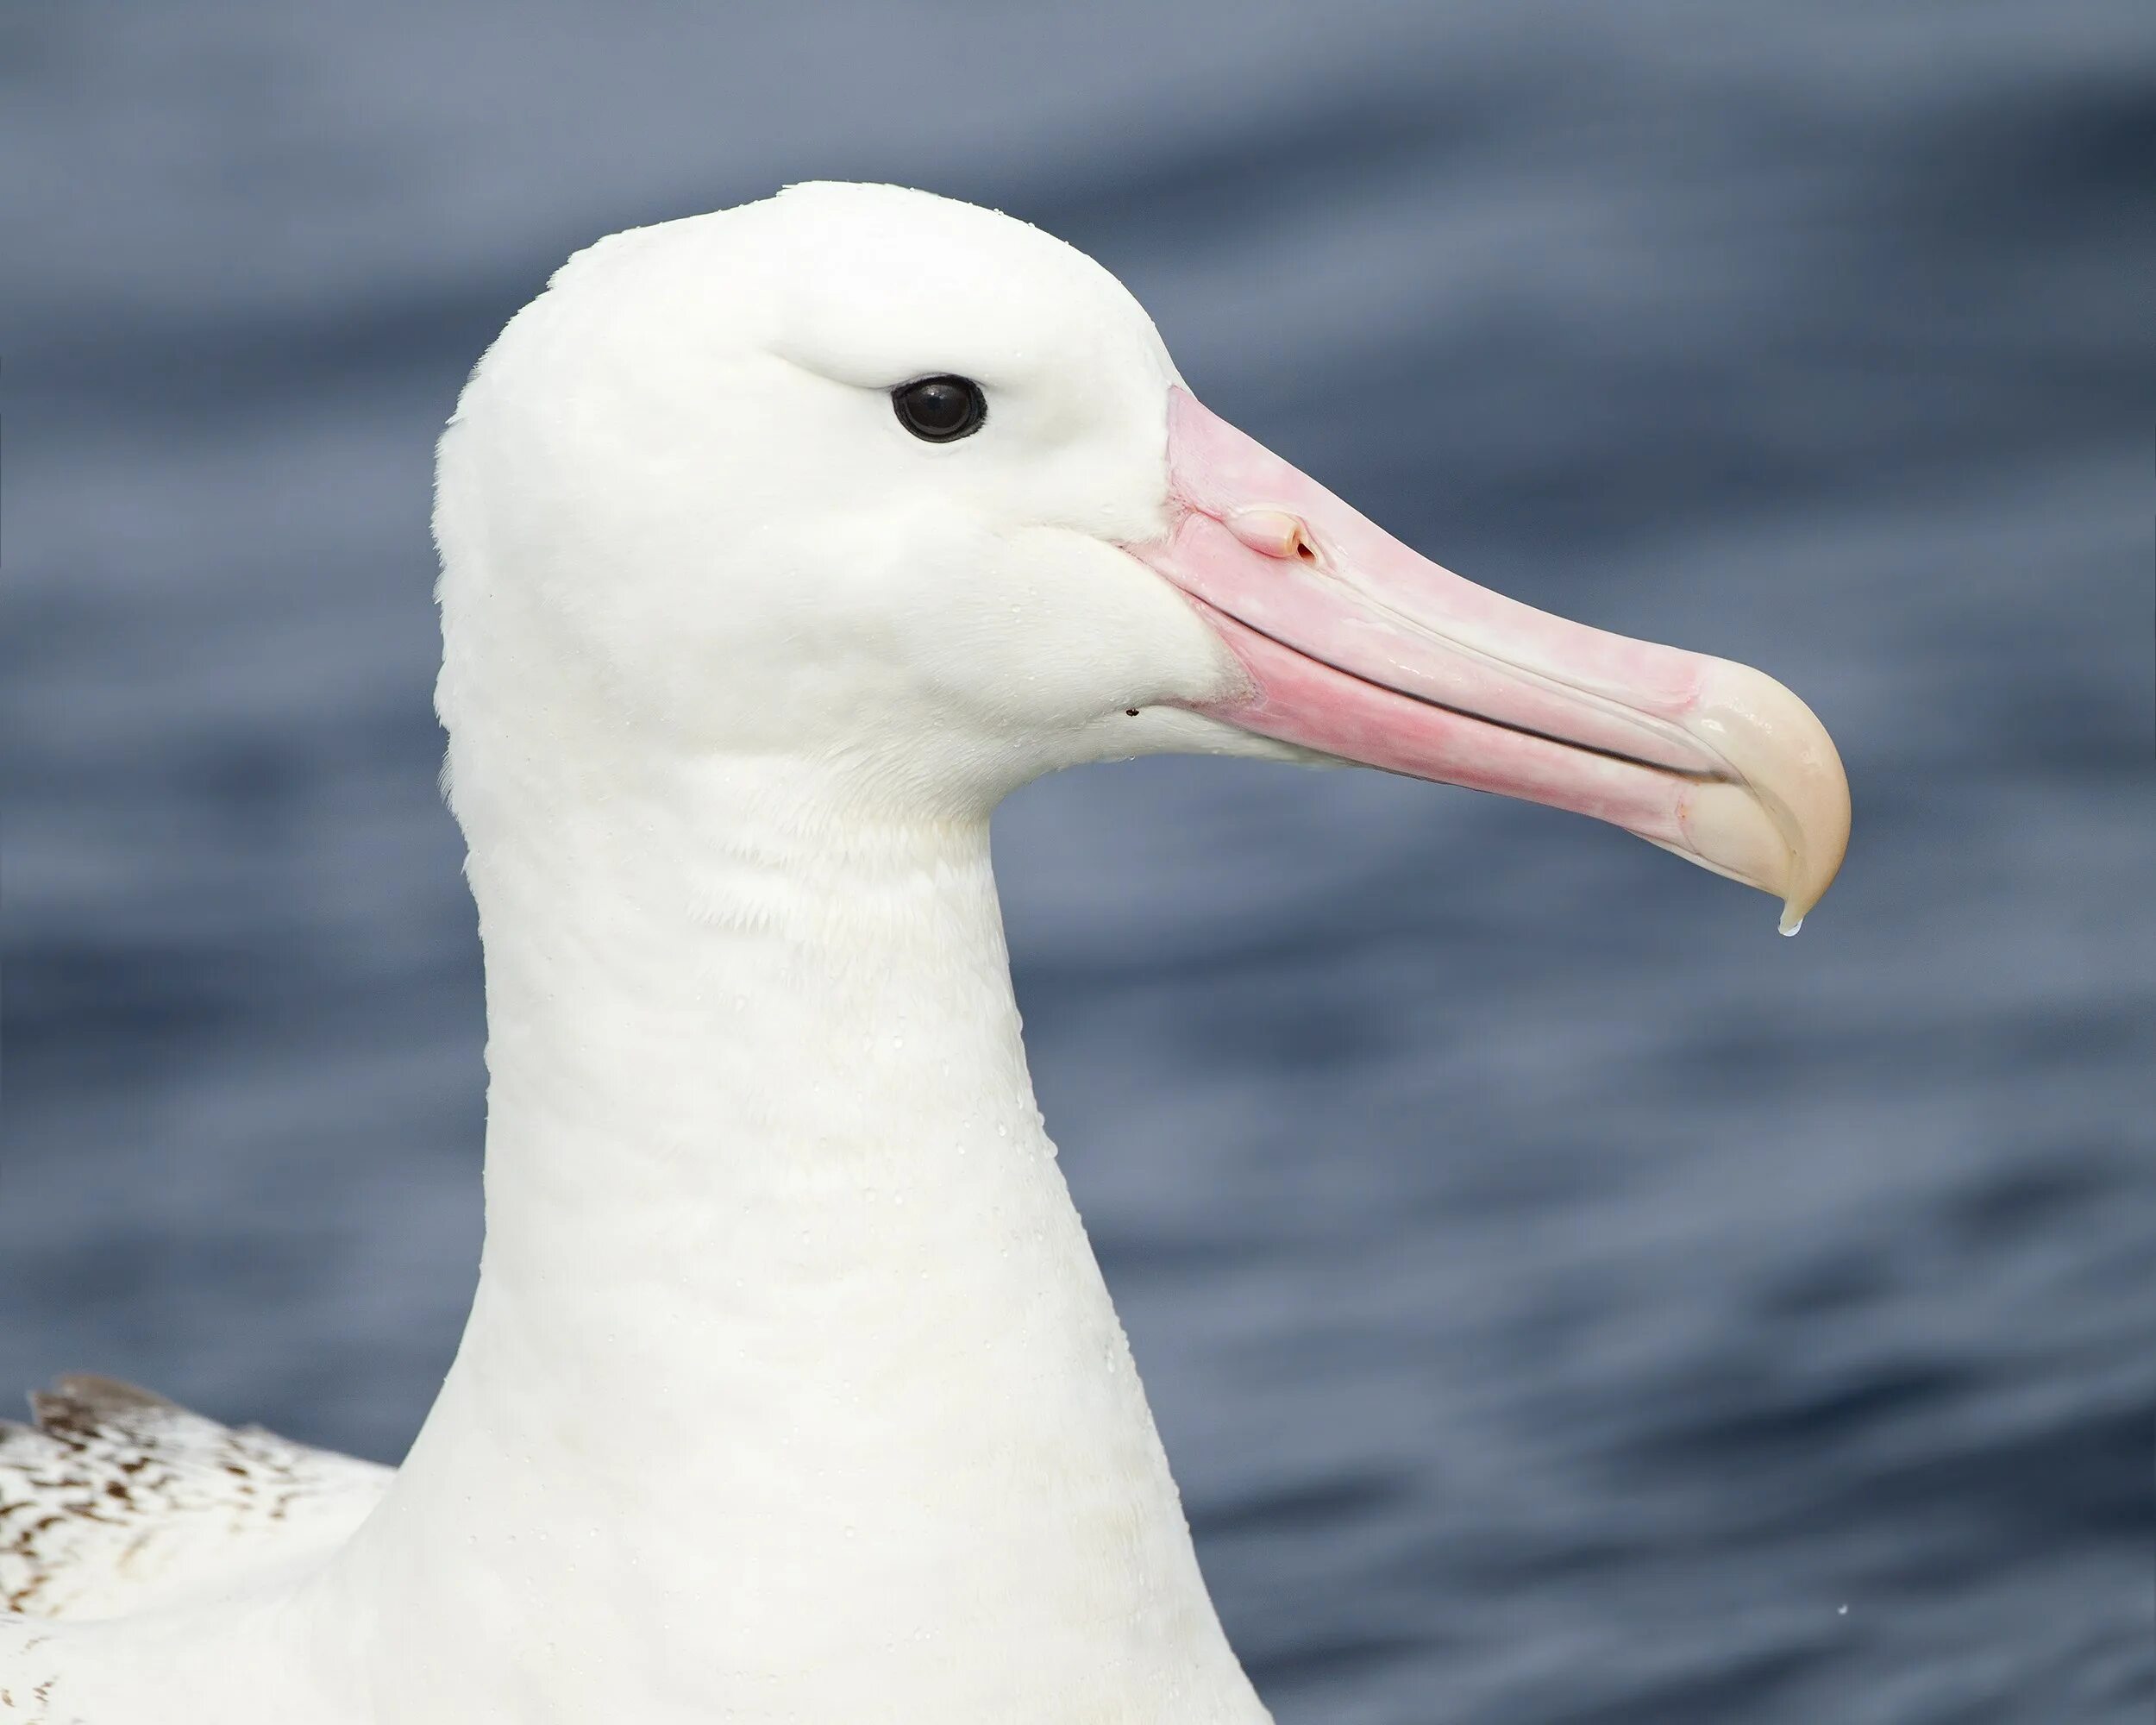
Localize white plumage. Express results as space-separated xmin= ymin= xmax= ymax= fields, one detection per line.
xmin=2 ymin=181 xmax=1846 ymax=1723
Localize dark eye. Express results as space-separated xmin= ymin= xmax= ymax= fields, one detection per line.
xmin=891 ymin=374 xmax=987 ymax=443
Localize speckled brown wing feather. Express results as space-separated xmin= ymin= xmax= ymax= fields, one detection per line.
xmin=0 ymin=1375 xmax=391 ymax=1622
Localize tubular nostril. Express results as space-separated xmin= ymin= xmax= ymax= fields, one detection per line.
xmin=1226 ymin=509 xmax=1316 ymax=561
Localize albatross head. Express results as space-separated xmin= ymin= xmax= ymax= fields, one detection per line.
xmin=437 ymin=180 xmax=1847 ymax=928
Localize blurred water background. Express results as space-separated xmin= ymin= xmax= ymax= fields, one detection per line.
xmin=4 ymin=3 xmax=2153 ymax=1720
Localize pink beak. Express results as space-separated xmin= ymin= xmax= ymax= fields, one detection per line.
xmin=1132 ymin=389 xmax=1850 ymax=932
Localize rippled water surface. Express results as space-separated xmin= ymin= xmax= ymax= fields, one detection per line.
xmin=5 ymin=5 xmax=2153 ymax=1720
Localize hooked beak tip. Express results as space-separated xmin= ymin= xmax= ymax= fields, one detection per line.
xmin=1674 ymin=660 xmax=1852 ymax=932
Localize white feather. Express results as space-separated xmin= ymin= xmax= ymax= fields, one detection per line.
xmin=4 ymin=184 xmax=1284 ymax=1722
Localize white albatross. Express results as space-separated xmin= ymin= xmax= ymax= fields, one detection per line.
xmin=0 ymin=182 xmax=1849 ymax=1723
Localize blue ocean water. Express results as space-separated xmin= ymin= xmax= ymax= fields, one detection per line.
xmin=3 ymin=4 xmax=2152 ymax=1719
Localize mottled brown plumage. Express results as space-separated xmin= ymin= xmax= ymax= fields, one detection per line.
xmin=1 ymin=1376 xmax=388 ymax=1622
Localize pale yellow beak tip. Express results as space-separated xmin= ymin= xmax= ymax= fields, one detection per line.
xmin=1683 ymin=659 xmax=1851 ymax=935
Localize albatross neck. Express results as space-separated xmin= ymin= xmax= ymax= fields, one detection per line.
xmin=328 ymin=749 xmax=1261 ymax=1716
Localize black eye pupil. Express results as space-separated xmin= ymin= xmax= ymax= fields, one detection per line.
xmin=893 ymin=374 xmax=986 ymax=443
